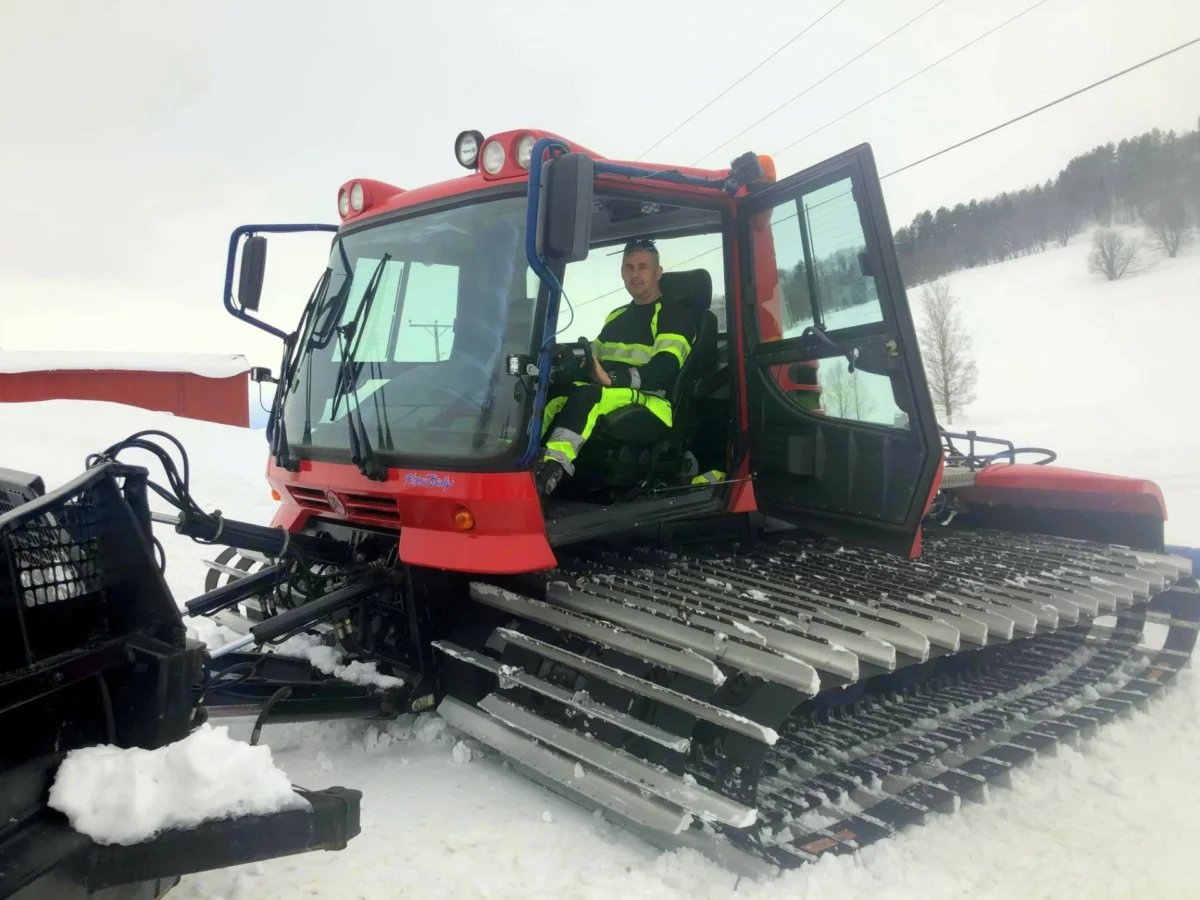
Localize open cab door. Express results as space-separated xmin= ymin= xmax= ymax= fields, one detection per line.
xmin=736 ymin=144 xmax=941 ymax=556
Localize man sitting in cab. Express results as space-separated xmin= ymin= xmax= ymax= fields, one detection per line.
xmin=535 ymin=238 xmax=696 ymax=496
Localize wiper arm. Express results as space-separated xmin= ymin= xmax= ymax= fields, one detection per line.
xmin=268 ymin=336 xmax=300 ymax=471
xmin=269 ymin=267 xmax=333 ymax=471
xmin=369 ymin=359 xmax=394 ymax=450
xmin=331 ymin=253 xmax=391 ymax=481
xmin=301 ymin=267 xmax=333 ymax=445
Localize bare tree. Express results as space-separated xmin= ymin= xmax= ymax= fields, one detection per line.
xmin=917 ymin=278 xmax=978 ymax=425
xmin=1087 ymin=228 xmax=1142 ymax=280
xmin=823 ymin=363 xmax=874 ymax=421
xmin=1048 ymin=196 xmax=1080 ymax=247
xmin=1143 ymin=193 xmax=1191 ymax=259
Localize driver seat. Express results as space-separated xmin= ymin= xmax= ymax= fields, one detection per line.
xmin=571 ymin=269 xmax=719 ymax=490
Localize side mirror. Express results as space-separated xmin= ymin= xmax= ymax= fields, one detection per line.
xmin=238 ymin=235 xmax=268 ymax=311
xmin=536 ymin=152 xmax=593 ymax=263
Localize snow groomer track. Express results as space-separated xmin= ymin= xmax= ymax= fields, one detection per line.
xmin=435 ymin=529 xmax=1200 ymax=877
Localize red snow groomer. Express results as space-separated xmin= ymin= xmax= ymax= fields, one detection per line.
xmin=5 ymin=129 xmax=1195 ymax=888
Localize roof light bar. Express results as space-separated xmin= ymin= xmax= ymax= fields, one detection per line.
xmin=455 ymin=130 xmax=484 ymax=169
xmin=515 ymin=133 xmax=535 ymax=169
xmin=481 ymin=140 xmax=505 ymax=175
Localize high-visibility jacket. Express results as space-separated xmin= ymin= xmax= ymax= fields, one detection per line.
xmin=590 ymin=297 xmax=696 ymax=397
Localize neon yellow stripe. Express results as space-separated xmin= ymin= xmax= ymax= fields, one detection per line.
xmin=593 ymin=301 xmax=691 ymax=369
xmin=594 ymin=340 xmax=653 ymax=353
xmin=651 ymin=333 xmax=691 ymax=365
xmin=541 ymin=395 xmax=569 ymax=437
xmin=594 ymin=341 xmax=654 ymax=366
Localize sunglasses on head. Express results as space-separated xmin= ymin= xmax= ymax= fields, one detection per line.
xmin=624 ymin=238 xmax=658 ymax=252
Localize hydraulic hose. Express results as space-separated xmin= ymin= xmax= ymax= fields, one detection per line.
xmin=209 ymin=571 xmax=392 ymax=658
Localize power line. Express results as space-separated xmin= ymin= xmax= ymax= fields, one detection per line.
xmin=577 ymin=284 xmax=626 ymax=309
xmin=575 ymin=244 xmax=730 ymax=310
xmin=691 ymin=0 xmax=954 ymax=167
xmin=884 ymin=34 xmax=1200 ymax=179
xmin=409 ymin=319 xmax=452 ymax=362
xmin=771 ymin=0 xmax=1054 ymax=159
xmin=633 ymin=0 xmax=852 ymax=162
xmin=576 ymin=34 xmax=1200 ymax=310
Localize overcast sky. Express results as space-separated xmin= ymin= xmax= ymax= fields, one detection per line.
xmin=2 ymin=0 xmax=1197 ymax=370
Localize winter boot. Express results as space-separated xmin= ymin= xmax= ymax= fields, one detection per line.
xmin=535 ymin=458 xmax=566 ymax=497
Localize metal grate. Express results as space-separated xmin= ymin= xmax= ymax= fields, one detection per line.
xmin=0 ymin=478 xmax=123 ymax=673
xmin=0 ymin=462 xmax=183 ymax=682
xmin=7 ymin=498 xmax=115 ymax=609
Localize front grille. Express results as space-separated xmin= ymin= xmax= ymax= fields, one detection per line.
xmin=343 ymin=493 xmax=400 ymax=523
xmin=288 ymin=486 xmax=332 ymax=512
xmin=286 ymin=486 xmax=399 ymax=526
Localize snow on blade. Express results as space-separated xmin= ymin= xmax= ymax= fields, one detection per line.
xmin=271 ymin=633 xmax=405 ymax=689
xmin=47 ymin=723 xmax=308 ymax=845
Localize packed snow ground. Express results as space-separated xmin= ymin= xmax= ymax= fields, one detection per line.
xmin=1 ymin=230 xmax=1197 ymax=897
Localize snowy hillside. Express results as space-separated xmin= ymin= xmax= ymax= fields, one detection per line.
xmin=1 ymin=228 xmax=1198 ymax=899
xmin=910 ymin=227 xmax=1200 ymax=546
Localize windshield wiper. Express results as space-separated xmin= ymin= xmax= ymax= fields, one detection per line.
xmin=331 ymin=253 xmax=391 ymax=481
xmin=300 ymin=267 xmax=333 ymax=445
xmin=268 ymin=337 xmax=300 ymax=471
xmin=268 ymin=267 xmax=333 ymax=471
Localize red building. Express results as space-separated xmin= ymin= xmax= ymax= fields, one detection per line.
xmin=0 ymin=352 xmax=251 ymax=428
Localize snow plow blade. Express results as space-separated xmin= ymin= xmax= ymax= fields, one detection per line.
xmin=0 ymin=463 xmax=362 ymax=899
xmin=437 ymin=531 xmax=1200 ymax=876
xmin=2 ymin=785 xmax=361 ymax=899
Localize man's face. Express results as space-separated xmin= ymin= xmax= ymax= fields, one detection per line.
xmin=621 ymin=250 xmax=662 ymax=303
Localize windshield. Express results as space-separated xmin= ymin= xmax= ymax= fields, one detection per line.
xmin=281 ymin=195 xmax=540 ymax=464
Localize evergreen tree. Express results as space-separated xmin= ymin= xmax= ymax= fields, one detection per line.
xmin=894 ymin=118 xmax=1200 ymax=285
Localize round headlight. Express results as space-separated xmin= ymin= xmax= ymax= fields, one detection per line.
xmin=338 ymin=189 xmax=350 ymax=217
xmin=455 ymin=130 xmax=482 ymax=169
xmin=350 ymin=181 xmax=364 ymax=212
xmin=481 ymin=140 xmax=505 ymax=175
xmin=515 ymin=133 xmax=536 ymax=169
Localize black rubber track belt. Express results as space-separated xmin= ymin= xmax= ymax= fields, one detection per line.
xmin=722 ymin=594 xmax=1197 ymax=868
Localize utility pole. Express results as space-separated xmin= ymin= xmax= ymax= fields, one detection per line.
xmin=408 ymin=320 xmax=452 ymax=362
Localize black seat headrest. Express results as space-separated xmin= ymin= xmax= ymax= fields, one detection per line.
xmin=660 ymin=269 xmax=712 ymax=312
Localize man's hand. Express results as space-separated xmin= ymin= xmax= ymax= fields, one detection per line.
xmin=591 ymin=355 xmax=612 ymax=386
